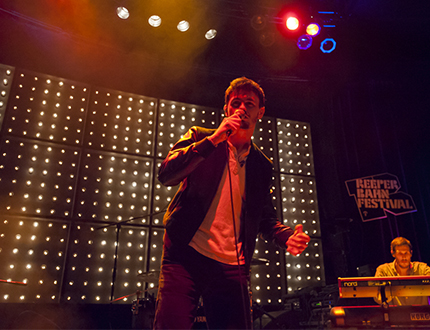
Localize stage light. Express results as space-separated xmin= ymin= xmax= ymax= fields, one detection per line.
xmin=205 ymin=29 xmax=217 ymax=40
xmin=320 ymin=38 xmax=336 ymax=53
xmin=331 ymin=307 xmax=346 ymax=316
xmin=259 ymin=32 xmax=275 ymax=47
xmin=148 ymin=15 xmax=161 ymax=27
xmin=251 ymin=15 xmax=266 ymax=31
xmin=177 ymin=20 xmax=190 ymax=32
xmin=297 ymin=35 xmax=312 ymax=50
xmin=286 ymin=16 xmax=300 ymax=31
xmin=116 ymin=7 xmax=129 ymax=20
xmin=306 ymin=23 xmax=320 ymax=36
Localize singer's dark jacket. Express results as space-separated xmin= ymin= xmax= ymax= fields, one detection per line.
xmin=157 ymin=126 xmax=294 ymax=269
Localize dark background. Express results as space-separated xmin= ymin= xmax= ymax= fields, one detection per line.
xmin=0 ymin=0 xmax=429 ymax=285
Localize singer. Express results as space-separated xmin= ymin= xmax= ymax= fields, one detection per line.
xmin=153 ymin=77 xmax=310 ymax=329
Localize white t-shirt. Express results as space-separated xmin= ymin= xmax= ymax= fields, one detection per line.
xmin=189 ymin=142 xmax=250 ymax=265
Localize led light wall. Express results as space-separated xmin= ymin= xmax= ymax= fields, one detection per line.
xmin=250 ymin=119 xmax=324 ymax=306
xmin=0 ymin=63 xmax=324 ymax=309
xmin=277 ymin=120 xmax=323 ymax=296
xmin=0 ymin=66 xmax=13 ymax=130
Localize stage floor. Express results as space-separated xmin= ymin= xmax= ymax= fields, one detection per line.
xmin=0 ymin=303 xmax=135 ymax=329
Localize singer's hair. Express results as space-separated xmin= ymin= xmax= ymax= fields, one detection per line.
xmin=225 ymin=77 xmax=266 ymax=108
xmin=391 ymin=237 xmax=412 ymax=255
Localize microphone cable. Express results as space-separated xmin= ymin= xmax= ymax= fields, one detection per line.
xmin=225 ymin=142 xmax=251 ymax=329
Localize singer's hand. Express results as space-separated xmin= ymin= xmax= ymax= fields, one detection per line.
xmin=208 ymin=109 xmax=245 ymax=146
xmin=286 ymin=224 xmax=310 ymax=256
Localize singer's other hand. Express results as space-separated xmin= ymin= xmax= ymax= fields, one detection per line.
xmin=286 ymin=224 xmax=310 ymax=256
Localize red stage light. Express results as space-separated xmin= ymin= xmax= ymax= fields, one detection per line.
xmin=285 ymin=16 xmax=300 ymax=31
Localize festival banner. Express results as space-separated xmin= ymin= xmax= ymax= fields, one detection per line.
xmin=345 ymin=173 xmax=417 ymax=222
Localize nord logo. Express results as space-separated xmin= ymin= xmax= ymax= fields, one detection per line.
xmin=343 ymin=282 xmax=358 ymax=287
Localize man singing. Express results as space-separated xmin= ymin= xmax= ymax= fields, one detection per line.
xmin=153 ymin=77 xmax=310 ymax=329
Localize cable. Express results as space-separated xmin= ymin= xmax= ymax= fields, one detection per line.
xmin=225 ymin=142 xmax=250 ymax=329
xmin=95 ymin=202 xmax=169 ymax=230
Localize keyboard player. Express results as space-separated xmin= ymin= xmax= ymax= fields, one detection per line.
xmin=374 ymin=237 xmax=430 ymax=305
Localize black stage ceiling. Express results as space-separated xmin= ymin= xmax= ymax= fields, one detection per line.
xmin=0 ymin=0 xmax=429 ymax=118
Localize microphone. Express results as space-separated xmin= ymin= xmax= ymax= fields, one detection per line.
xmin=225 ymin=109 xmax=245 ymax=137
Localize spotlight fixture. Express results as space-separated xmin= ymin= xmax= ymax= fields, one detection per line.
xmin=297 ymin=35 xmax=313 ymax=50
xmin=205 ymin=29 xmax=217 ymax=40
xmin=148 ymin=15 xmax=162 ymax=27
xmin=285 ymin=16 xmax=299 ymax=31
xmin=116 ymin=7 xmax=129 ymax=20
xmin=306 ymin=23 xmax=321 ymax=36
xmin=259 ymin=32 xmax=275 ymax=47
xmin=177 ymin=20 xmax=190 ymax=32
xmin=320 ymin=38 xmax=336 ymax=53
xmin=251 ymin=15 xmax=267 ymax=31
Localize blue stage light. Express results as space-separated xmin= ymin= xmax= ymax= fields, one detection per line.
xmin=320 ymin=38 xmax=336 ymax=53
xmin=297 ymin=35 xmax=313 ymax=50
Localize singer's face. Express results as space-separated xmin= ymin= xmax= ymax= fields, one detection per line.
xmin=225 ymin=90 xmax=264 ymax=130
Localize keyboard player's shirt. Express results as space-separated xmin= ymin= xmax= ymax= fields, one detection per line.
xmin=375 ymin=261 xmax=430 ymax=305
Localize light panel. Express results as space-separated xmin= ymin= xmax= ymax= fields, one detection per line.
xmin=4 ymin=71 xmax=88 ymax=145
xmin=0 ymin=64 xmax=14 ymax=131
xmin=60 ymin=223 xmax=117 ymax=303
xmin=86 ymin=89 xmax=157 ymax=156
xmin=251 ymin=238 xmax=285 ymax=306
xmin=145 ymin=229 xmax=164 ymax=283
xmin=0 ymin=217 xmax=68 ymax=303
xmin=115 ymin=226 xmax=150 ymax=295
xmin=152 ymin=161 xmax=177 ymax=226
xmin=280 ymin=174 xmax=319 ymax=236
xmin=277 ymin=120 xmax=314 ymax=176
xmin=74 ymin=151 xmax=153 ymax=223
xmin=277 ymin=119 xmax=324 ymax=295
xmin=0 ymin=138 xmax=80 ymax=218
xmin=156 ymin=100 xmax=219 ymax=158
xmin=115 ymin=227 xmax=174 ymax=302
xmin=252 ymin=117 xmax=278 ymax=169
xmin=285 ymin=238 xmax=325 ymax=293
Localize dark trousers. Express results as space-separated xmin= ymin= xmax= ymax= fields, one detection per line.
xmin=153 ymin=241 xmax=251 ymax=330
